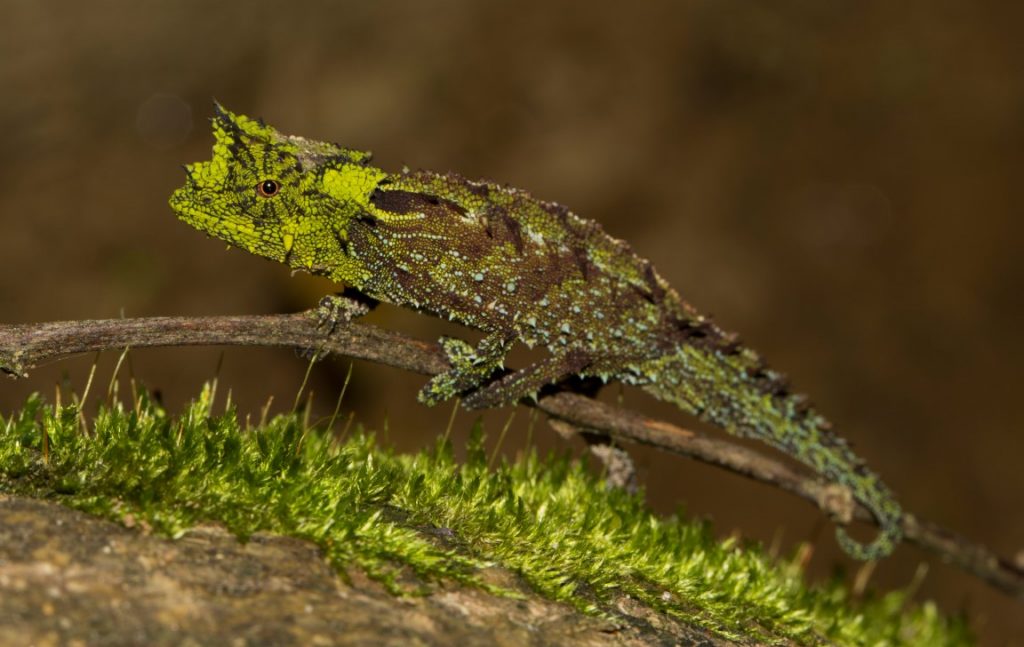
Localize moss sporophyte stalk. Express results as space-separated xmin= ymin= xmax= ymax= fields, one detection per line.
xmin=0 ymin=386 xmax=969 ymax=645
xmin=170 ymin=103 xmax=901 ymax=560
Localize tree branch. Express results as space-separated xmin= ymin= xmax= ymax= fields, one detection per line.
xmin=1 ymin=310 xmax=1021 ymax=599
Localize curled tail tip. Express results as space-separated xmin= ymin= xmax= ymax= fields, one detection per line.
xmin=835 ymin=512 xmax=904 ymax=561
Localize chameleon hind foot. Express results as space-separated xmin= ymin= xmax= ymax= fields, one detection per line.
xmin=418 ymin=334 xmax=510 ymax=406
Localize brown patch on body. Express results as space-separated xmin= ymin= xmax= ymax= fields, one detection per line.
xmin=570 ymin=245 xmax=594 ymax=280
xmin=640 ymin=262 xmax=666 ymax=304
xmin=370 ymin=189 xmax=467 ymax=219
xmin=540 ymin=200 xmax=572 ymax=223
xmin=460 ymin=176 xmax=492 ymax=198
xmin=483 ymin=205 xmax=525 ymax=254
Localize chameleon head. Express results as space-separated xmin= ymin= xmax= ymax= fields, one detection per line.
xmin=169 ymin=102 xmax=379 ymax=274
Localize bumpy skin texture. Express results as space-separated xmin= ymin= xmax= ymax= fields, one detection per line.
xmin=170 ymin=104 xmax=903 ymax=560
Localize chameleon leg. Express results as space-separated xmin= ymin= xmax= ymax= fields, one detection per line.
xmin=418 ymin=333 xmax=512 ymax=406
xmin=460 ymin=350 xmax=592 ymax=409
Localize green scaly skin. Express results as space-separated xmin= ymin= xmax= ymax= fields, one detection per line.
xmin=169 ymin=103 xmax=903 ymax=560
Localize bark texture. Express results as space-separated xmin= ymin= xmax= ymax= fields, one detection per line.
xmin=0 ymin=496 xmax=732 ymax=647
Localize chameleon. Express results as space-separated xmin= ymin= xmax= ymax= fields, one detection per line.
xmin=169 ymin=103 xmax=903 ymax=560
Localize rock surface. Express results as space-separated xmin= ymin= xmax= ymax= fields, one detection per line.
xmin=0 ymin=496 xmax=728 ymax=646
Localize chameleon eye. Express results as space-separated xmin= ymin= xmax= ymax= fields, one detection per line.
xmin=257 ymin=179 xmax=280 ymax=197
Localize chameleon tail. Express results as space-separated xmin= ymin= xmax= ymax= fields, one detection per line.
xmin=637 ymin=343 xmax=903 ymax=559
xmin=834 ymin=479 xmax=903 ymax=560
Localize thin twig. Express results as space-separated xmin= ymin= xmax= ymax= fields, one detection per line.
xmin=0 ymin=310 xmax=1021 ymax=599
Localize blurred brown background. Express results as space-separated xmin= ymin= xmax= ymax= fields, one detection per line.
xmin=1 ymin=1 xmax=1021 ymax=643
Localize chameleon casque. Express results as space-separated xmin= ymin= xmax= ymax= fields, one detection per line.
xmin=170 ymin=103 xmax=903 ymax=560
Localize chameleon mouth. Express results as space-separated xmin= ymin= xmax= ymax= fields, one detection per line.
xmin=168 ymin=187 xmax=264 ymax=255
xmin=169 ymin=187 xmax=218 ymax=228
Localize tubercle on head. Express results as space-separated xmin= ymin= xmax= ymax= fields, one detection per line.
xmin=211 ymin=100 xmax=280 ymax=150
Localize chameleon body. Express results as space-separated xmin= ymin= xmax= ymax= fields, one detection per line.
xmin=169 ymin=104 xmax=903 ymax=559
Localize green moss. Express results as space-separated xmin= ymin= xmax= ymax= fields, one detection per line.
xmin=0 ymin=385 xmax=969 ymax=645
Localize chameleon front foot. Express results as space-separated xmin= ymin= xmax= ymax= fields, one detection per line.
xmin=315 ymin=291 xmax=376 ymax=334
xmin=295 ymin=292 xmax=377 ymax=362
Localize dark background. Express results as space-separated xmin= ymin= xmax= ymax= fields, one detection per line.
xmin=2 ymin=1 xmax=1021 ymax=643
